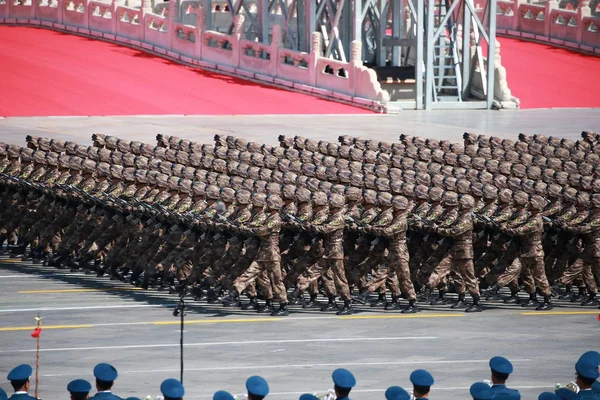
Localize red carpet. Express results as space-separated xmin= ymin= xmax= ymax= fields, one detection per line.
xmin=499 ymin=37 xmax=600 ymax=109
xmin=0 ymin=27 xmax=599 ymax=115
xmin=0 ymin=26 xmax=371 ymax=116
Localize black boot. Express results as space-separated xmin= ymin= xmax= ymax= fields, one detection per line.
xmin=271 ymin=302 xmax=289 ymax=317
xmin=192 ymin=286 xmax=206 ymax=301
xmin=451 ymin=293 xmax=467 ymax=309
xmin=465 ymin=295 xmax=484 ymax=312
xmin=571 ymin=287 xmax=586 ymax=303
xmin=384 ymin=296 xmax=401 ymax=310
xmin=484 ymin=284 xmax=502 ymax=300
xmin=558 ymin=284 xmax=573 ymax=300
xmin=336 ymin=300 xmax=353 ymax=315
xmin=303 ymin=294 xmax=319 ymax=308
xmin=581 ymin=292 xmax=599 ymax=306
xmin=222 ymin=290 xmax=240 ymax=307
xmin=521 ymin=292 xmax=539 ymax=307
xmin=320 ymin=296 xmax=338 ymax=312
xmin=503 ymin=289 xmax=521 ymax=304
xmin=417 ymin=286 xmax=433 ymax=302
xmin=370 ymin=293 xmax=386 ymax=307
xmin=535 ymin=296 xmax=554 ymax=311
xmin=241 ymin=296 xmax=259 ymax=310
xmin=352 ymin=291 xmax=370 ymax=305
xmin=288 ymin=288 xmax=302 ymax=305
xmin=402 ymin=299 xmax=419 ymax=314
xmin=430 ymin=289 xmax=448 ymax=305
xmin=257 ymin=299 xmax=274 ymax=313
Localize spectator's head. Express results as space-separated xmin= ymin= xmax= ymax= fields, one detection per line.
xmin=93 ymin=363 xmax=118 ymax=392
xmin=246 ymin=376 xmax=269 ymax=400
xmin=555 ymin=388 xmax=577 ymax=400
xmin=213 ymin=390 xmax=235 ymax=400
xmin=160 ymin=378 xmax=185 ymax=400
xmin=299 ymin=395 xmax=319 ymax=400
xmin=7 ymin=364 xmax=33 ymax=393
xmin=385 ymin=386 xmax=411 ymax=400
xmin=470 ymin=382 xmax=494 ymax=400
xmin=67 ymin=379 xmax=92 ymax=400
xmin=332 ymin=368 xmax=356 ymax=399
xmin=410 ymin=369 xmax=434 ymax=399
xmin=489 ymin=356 xmax=513 ymax=384
xmin=575 ymin=351 xmax=600 ymax=390
xmin=0 ymin=387 xmax=7 ymax=400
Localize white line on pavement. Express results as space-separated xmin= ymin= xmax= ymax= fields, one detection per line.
xmin=41 ymin=359 xmax=532 ymax=377
xmin=2 ymin=336 xmax=439 ymax=353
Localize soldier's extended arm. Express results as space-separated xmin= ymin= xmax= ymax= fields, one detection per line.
xmin=436 ymin=217 xmax=471 ymax=237
xmin=559 ymin=215 xmax=600 ymax=234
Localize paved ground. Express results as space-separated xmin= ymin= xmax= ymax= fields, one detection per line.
xmin=0 ymin=256 xmax=598 ymax=400
xmin=1 ymin=108 xmax=599 ymax=146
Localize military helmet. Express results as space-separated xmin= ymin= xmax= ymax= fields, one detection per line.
xmin=345 ymin=187 xmax=363 ymax=202
xmin=459 ymin=194 xmax=475 ymax=209
xmin=429 ymin=187 xmax=444 ymax=202
xmin=498 ymin=189 xmax=513 ymax=204
xmin=328 ymin=193 xmax=345 ymax=208
xmin=534 ymin=181 xmax=548 ymax=197
xmin=402 ymin=183 xmax=416 ymax=198
xmin=443 ymin=191 xmax=459 ymax=207
xmin=252 ymin=192 xmax=267 ymax=207
xmin=378 ymin=192 xmax=393 ymax=207
xmin=530 ymin=195 xmax=546 ymax=210
xmin=483 ymin=184 xmax=498 ymax=200
xmin=415 ymin=185 xmax=429 ymax=200
xmin=591 ymin=194 xmax=600 ymax=208
xmin=363 ymin=189 xmax=378 ymax=205
xmin=266 ymin=194 xmax=283 ymax=210
xmin=471 ymin=182 xmax=484 ymax=197
xmin=330 ymin=184 xmax=345 ymax=195
xmin=392 ymin=195 xmax=409 ymax=210
xmin=513 ymin=191 xmax=529 ymax=206
xmin=312 ymin=191 xmax=328 ymax=206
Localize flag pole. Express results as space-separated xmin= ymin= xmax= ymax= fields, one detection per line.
xmin=33 ymin=313 xmax=43 ymax=399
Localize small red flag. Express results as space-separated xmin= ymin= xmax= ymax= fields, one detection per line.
xmin=597 ymin=314 xmax=600 ymax=321
xmin=31 ymin=327 xmax=42 ymax=338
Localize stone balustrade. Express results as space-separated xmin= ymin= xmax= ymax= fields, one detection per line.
xmin=0 ymin=0 xmax=389 ymax=111
xmin=492 ymin=0 xmax=600 ymax=53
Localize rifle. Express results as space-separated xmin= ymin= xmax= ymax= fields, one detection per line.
xmin=413 ymin=214 xmax=435 ymax=227
xmin=474 ymin=213 xmax=501 ymax=229
xmin=345 ymin=215 xmax=368 ymax=228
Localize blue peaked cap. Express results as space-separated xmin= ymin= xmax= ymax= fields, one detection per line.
xmin=160 ymin=379 xmax=185 ymax=399
xmin=246 ymin=376 xmax=269 ymax=397
xmin=385 ymin=386 xmax=411 ymax=400
xmin=410 ymin=369 xmax=434 ymax=387
xmin=93 ymin=363 xmax=118 ymax=382
xmin=538 ymin=392 xmax=560 ymax=400
xmin=489 ymin=356 xmax=514 ymax=375
xmin=332 ymin=368 xmax=356 ymax=389
xmin=67 ymin=379 xmax=92 ymax=394
xmin=470 ymin=382 xmax=495 ymax=400
xmin=299 ymin=395 xmax=320 ymax=400
xmin=7 ymin=365 xmax=33 ymax=382
xmin=213 ymin=391 xmax=235 ymax=400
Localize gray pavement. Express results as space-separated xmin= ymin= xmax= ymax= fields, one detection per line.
xmin=0 ymin=257 xmax=598 ymax=400
xmin=1 ymin=108 xmax=599 ymax=146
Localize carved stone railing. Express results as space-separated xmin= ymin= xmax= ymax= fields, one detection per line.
xmin=0 ymin=0 xmax=388 ymax=111
xmin=492 ymin=0 xmax=600 ymax=54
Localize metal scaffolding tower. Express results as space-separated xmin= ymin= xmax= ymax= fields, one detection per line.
xmin=200 ymin=0 xmax=499 ymax=109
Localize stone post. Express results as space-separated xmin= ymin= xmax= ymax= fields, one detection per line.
xmin=270 ymin=24 xmax=282 ymax=77
xmin=576 ymin=0 xmax=591 ymax=42
xmin=309 ymin=31 xmax=321 ymax=86
xmin=544 ymin=0 xmax=558 ymax=36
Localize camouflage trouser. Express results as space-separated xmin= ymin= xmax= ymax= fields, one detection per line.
xmin=146 ymin=229 xmax=184 ymax=274
xmin=297 ymin=259 xmax=350 ymax=301
xmin=416 ymin=239 xmax=452 ymax=286
xmin=234 ymin=259 xmax=288 ymax=303
xmin=384 ymin=245 xmax=417 ymax=300
xmin=410 ymin=234 xmax=440 ymax=270
xmin=345 ymin=237 xmax=373 ymax=284
xmin=497 ymin=257 xmax=522 ymax=288
xmin=558 ymin=256 xmax=598 ymax=293
xmin=521 ymin=256 xmax=551 ymax=297
xmin=354 ymin=241 xmax=388 ymax=292
xmin=429 ymin=254 xmax=479 ymax=297
xmin=367 ymin=264 xmax=401 ymax=297
xmin=483 ymin=241 xmax=520 ymax=285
